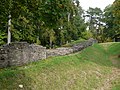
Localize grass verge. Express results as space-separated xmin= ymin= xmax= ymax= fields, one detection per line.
xmin=0 ymin=42 xmax=120 ymax=90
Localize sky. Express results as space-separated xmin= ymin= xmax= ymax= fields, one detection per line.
xmin=79 ymin=0 xmax=115 ymax=10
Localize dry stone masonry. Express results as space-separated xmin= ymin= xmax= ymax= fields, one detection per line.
xmin=46 ymin=47 xmax=73 ymax=57
xmin=72 ymin=38 xmax=97 ymax=52
xmin=46 ymin=38 xmax=97 ymax=57
xmin=0 ymin=42 xmax=46 ymax=68
xmin=0 ymin=38 xmax=97 ymax=68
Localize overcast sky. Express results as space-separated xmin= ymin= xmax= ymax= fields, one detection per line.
xmin=79 ymin=0 xmax=115 ymax=10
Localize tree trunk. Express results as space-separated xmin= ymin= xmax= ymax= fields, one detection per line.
xmin=49 ymin=39 xmax=52 ymax=49
xmin=8 ymin=14 xmax=11 ymax=44
xmin=68 ymin=12 xmax=70 ymax=22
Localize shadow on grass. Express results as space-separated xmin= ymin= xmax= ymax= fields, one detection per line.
xmin=0 ymin=67 xmax=32 ymax=90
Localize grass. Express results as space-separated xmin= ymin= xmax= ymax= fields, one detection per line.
xmin=62 ymin=38 xmax=86 ymax=47
xmin=112 ymin=78 xmax=120 ymax=90
xmin=0 ymin=42 xmax=120 ymax=90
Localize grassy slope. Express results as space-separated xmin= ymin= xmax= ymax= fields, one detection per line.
xmin=62 ymin=38 xmax=85 ymax=47
xmin=107 ymin=43 xmax=120 ymax=90
xmin=0 ymin=43 xmax=120 ymax=90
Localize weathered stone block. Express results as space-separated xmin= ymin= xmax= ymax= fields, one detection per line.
xmin=0 ymin=42 xmax=46 ymax=68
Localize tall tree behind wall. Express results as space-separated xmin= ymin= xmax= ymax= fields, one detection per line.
xmin=86 ymin=7 xmax=103 ymax=38
xmin=0 ymin=0 xmax=11 ymax=45
xmin=103 ymin=0 xmax=120 ymax=41
xmin=0 ymin=0 xmax=86 ymax=48
xmin=103 ymin=5 xmax=115 ymax=40
xmin=112 ymin=0 xmax=120 ymax=35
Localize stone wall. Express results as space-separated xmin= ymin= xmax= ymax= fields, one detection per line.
xmin=72 ymin=38 xmax=97 ymax=52
xmin=0 ymin=48 xmax=8 ymax=68
xmin=47 ymin=38 xmax=97 ymax=58
xmin=0 ymin=42 xmax=46 ymax=68
xmin=47 ymin=47 xmax=73 ymax=58
xmin=0 ymin=38 xmax=97 ymax=68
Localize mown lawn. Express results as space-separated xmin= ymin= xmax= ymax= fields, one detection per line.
xmin=0 ymin=42 xmax=120 ymax=90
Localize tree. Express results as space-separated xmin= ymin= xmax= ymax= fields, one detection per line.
xmin=112 ymin=0 xmax=120 ymax=35
xmin=0 ymin=0 xmax=86 ymax=48
xmin=103 ymin=0 xmax=120 ymax=41
xmin=85 ymin=7 xmax=105 ymax=42
xmin=103 ymin=5 xmax=115 ymax=39
xmin=0 ymin=0 xmax=11 ymax=44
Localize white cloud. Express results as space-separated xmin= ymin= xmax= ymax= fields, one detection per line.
xmin=79 ymin=0 xmax=115 ymax=10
